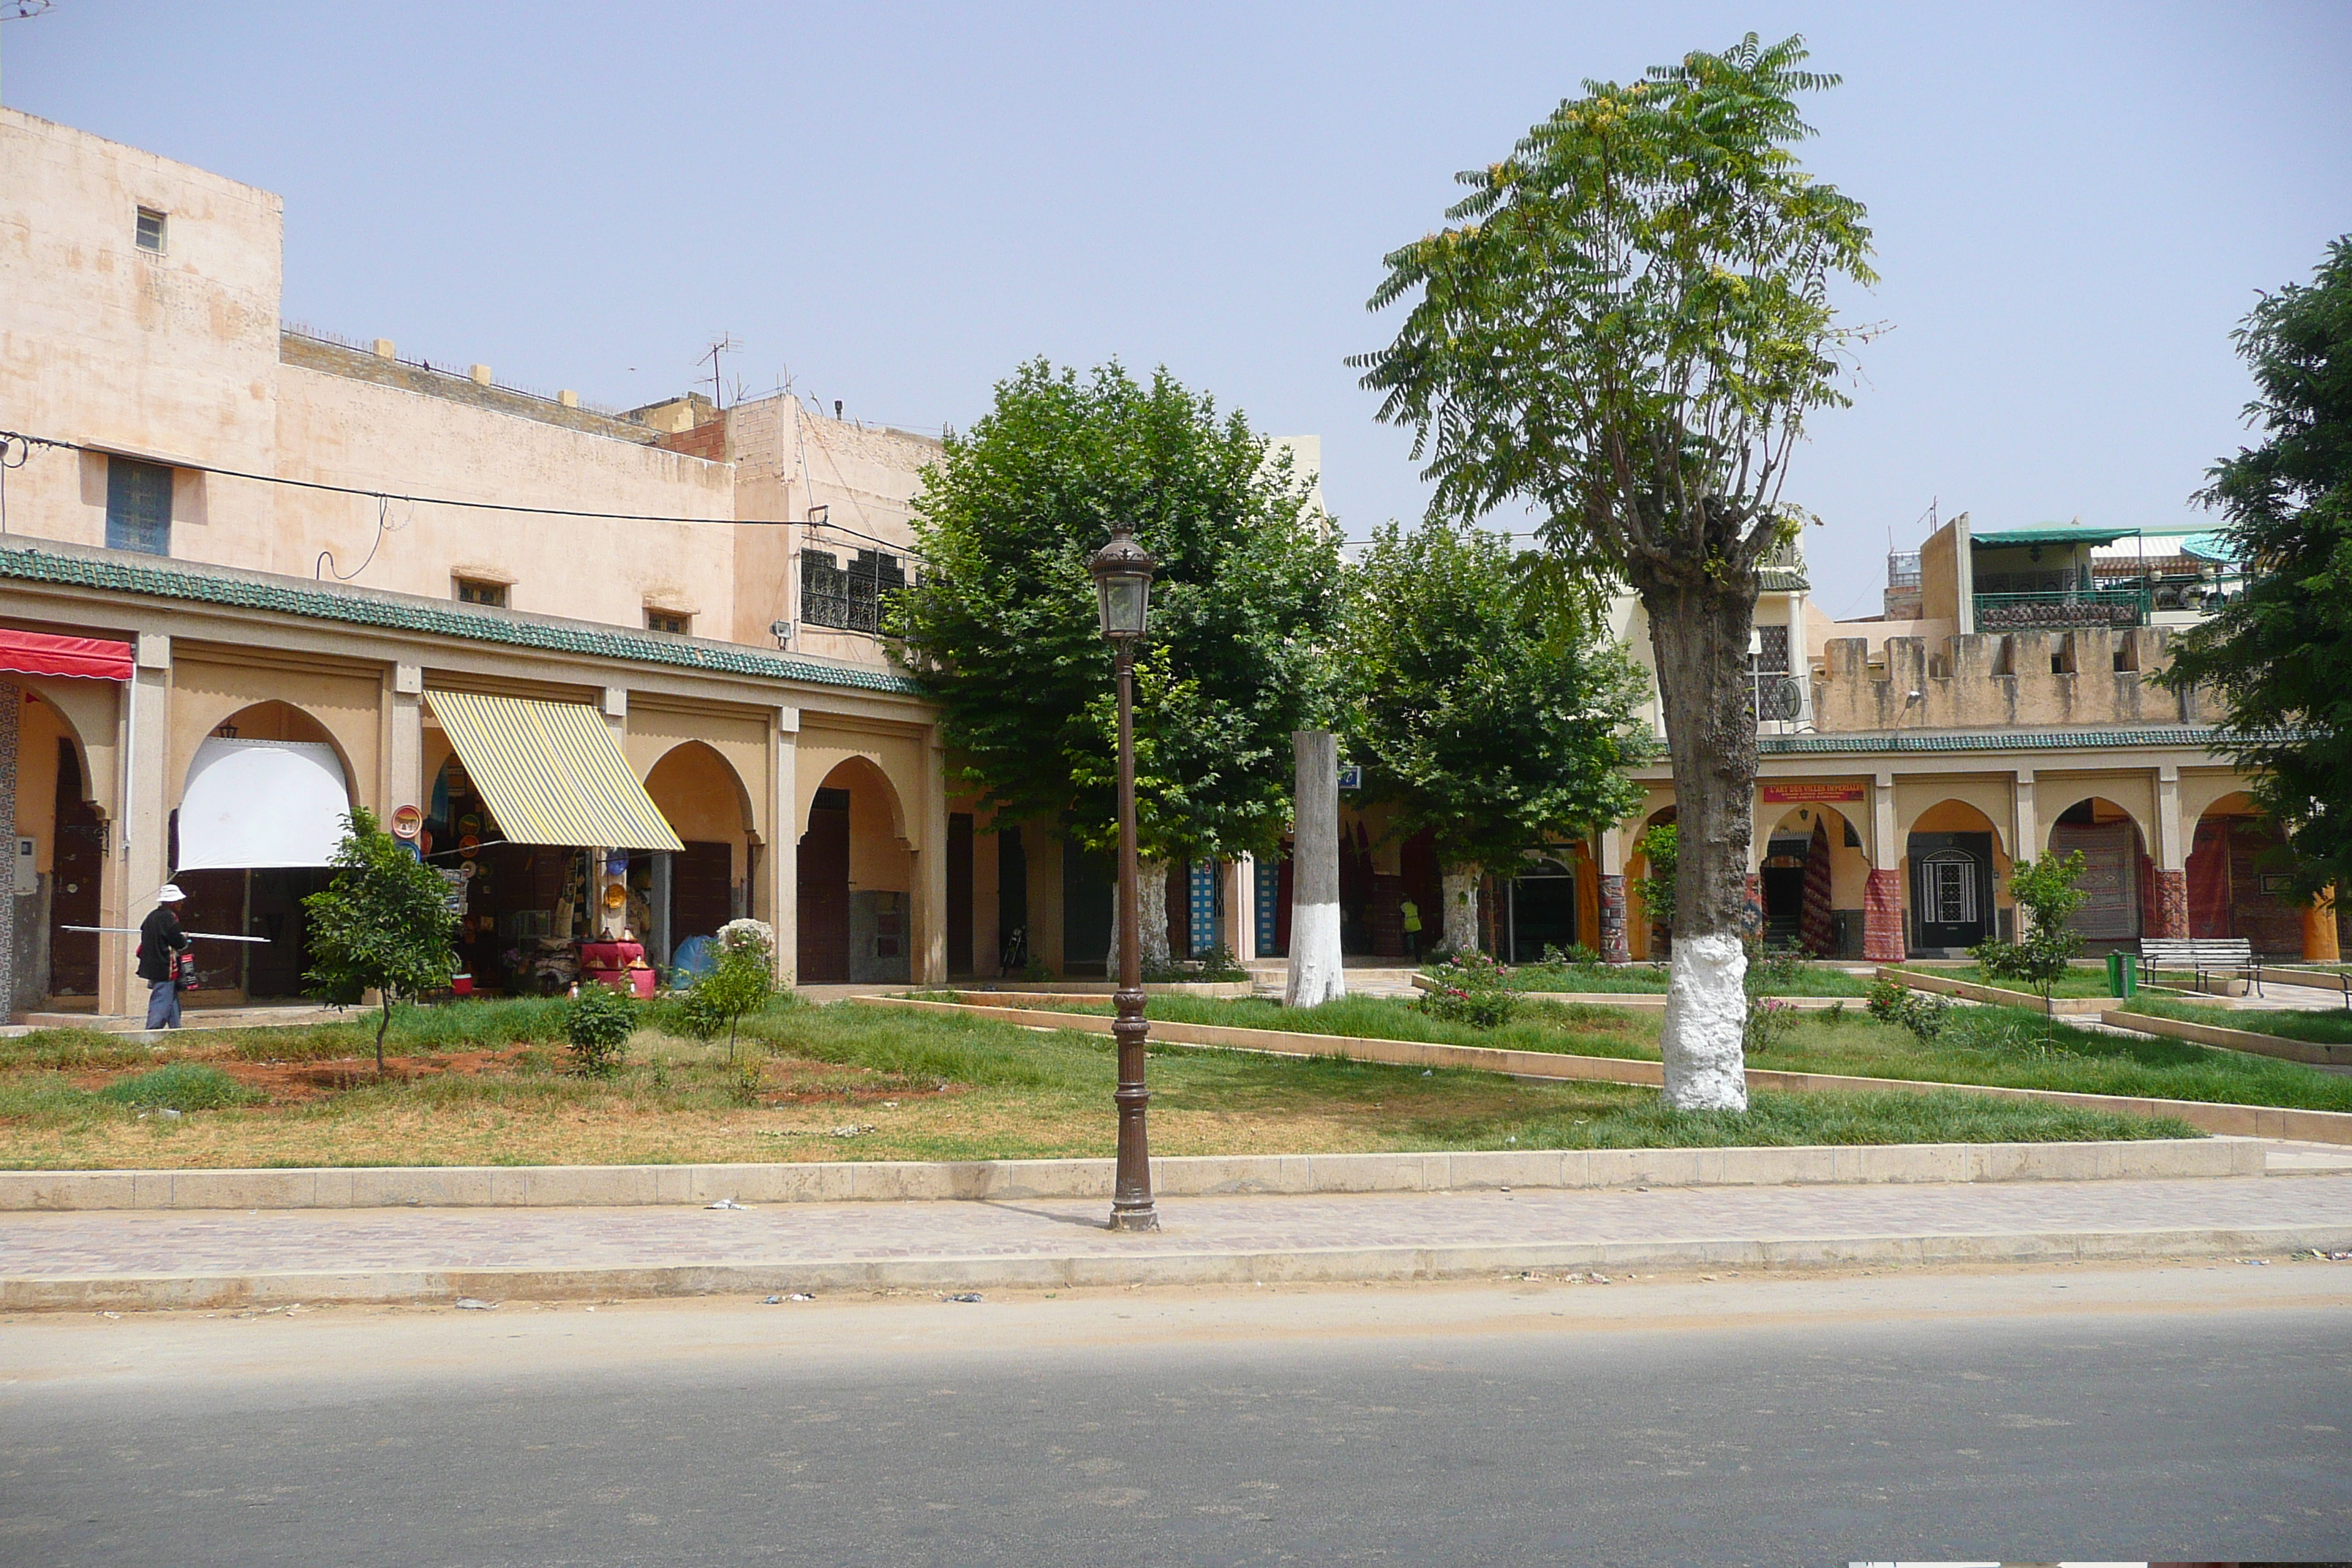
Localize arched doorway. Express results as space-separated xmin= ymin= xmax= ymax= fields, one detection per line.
xmin=25 ymin=693 xmax=105 ymax=1001
xmin=171 ymin=701 xmax=355 ymax=1000
xmin=2046 ymin=795 xmax=2150 ymax=951
xmin=1761 ymin=804 xmax=1868 ymax=957
xmin=2186 ymin=792 xmax=2303 ymax=954
xmin=799 ymin=756 xmax=911 ymax=984
xmin=1627 ymin=805 xmax=1677 ymax=960
xmin=641 ymin=742 xmax=757 ymax=968
xmin=1905 ymin=800 xmax=2003 ymax=955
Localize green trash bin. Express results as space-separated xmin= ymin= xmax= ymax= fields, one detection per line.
xmin=2105 ymin=951 xmax=2138 ymax=998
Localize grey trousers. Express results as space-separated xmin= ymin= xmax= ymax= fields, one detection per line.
xmin=146 ymin=977 xmax=181 ymax=1030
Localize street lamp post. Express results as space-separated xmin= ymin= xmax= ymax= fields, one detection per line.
xmin=1089 ymin=524 xmax=1159 ymax=1233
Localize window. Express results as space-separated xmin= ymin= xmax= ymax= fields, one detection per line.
xmin=454 ymin=578 xmax=508 ymax=608
xmin=646 ymin=608 xmax=690 ymax=636
xmin=105 ymin=457 xmax=173 ymax=555
xmin=135 ymin=207 xmax=167 ymax=254
xmin=799 ymin=547 xmax=907 ymax=634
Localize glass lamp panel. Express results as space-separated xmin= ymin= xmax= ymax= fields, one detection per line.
xmin=1100 ymin=576 xmax=1148 ymax=636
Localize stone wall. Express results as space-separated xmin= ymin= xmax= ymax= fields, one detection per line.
xmin=1812 ymin=627 xmax=2218 ymax=733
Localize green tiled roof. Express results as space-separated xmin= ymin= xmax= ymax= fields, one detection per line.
xmin=0 ymin=543 xmax=922 ymax=696
xmin=1759 ymin=567 xmax=1809 ymax=592
xmin=1757 ymin=725 xmax=2234 ymax=755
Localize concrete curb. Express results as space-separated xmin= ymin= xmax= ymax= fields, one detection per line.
xmin=1401 ymin=974 xmax=1856 ymax=1011
xmin=864 ymin=995 xmax=2352 ymax=1146
xmin=0 ymin=1137 xmax=2266 ymax=1213
xmin=2110 ymin=1008 xmax=2352 ymax=1068
xmin=1879 ymin=966 xmax=2113 ymax=1015
xmin=12 ymin=1222 xmax=2348 ymax=1312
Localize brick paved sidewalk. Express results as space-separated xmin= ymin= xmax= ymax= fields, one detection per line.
xmin=7 ymin=1175 xmax=2350 ymax=1305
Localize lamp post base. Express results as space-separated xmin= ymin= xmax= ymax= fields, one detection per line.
xmin=1106 ymin=1204 xmax=1161 ymax=1233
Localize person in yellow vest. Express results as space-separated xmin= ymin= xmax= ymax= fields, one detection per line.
xmin=1400 ymin=895 xmax=1423 ymax=961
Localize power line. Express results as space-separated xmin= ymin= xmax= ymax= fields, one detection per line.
xmin=0 ymin=427 xmax=928 ymax=564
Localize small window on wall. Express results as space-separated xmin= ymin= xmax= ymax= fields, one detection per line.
xmin=105 ymin=457 xmax=173 ymax=555
xmin=454 ymin=577 xmax=509 ymax=608
xmin=135 ymin=207 xmax=167 ymax=254
xmin=646 ymin=608 xmax=690 ymax=636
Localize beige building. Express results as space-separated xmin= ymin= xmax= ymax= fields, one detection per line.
xmin=0 ymin=105 xmax=992 ymax=1019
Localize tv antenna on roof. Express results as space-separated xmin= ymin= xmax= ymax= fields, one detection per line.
xmin=701 ymin=333 xmax=738 ymax=411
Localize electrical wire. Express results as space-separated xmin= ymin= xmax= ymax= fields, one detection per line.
xmin=0 ymin=427 xmax=928 ymax=565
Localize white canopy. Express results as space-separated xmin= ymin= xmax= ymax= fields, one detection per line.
xmin=176 ymin=739 xmax=352 ymax=872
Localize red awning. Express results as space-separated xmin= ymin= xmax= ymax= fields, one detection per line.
xmin=0 ymin=629 xmax=134 ymax=682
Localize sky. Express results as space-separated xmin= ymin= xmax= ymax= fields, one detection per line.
xmin=6 ymin=1 xmax=2348 ymax=619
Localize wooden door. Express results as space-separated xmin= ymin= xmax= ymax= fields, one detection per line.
xmin=49 ymin=740 xmax=102 ymax=997
xmin=796 ymin=790 xmax=851 ymax=983
xmin=946 ymin=813 xmax=973 ymax=976
xmin=672 ymin=842 xmax=733 ymax=945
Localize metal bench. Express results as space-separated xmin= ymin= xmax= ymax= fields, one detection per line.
xmin=2138 ymin=937 xmax=2260 ymax=996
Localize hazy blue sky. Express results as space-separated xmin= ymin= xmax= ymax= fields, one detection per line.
xmin=8 ymin=2 xmax=2348 ymax=617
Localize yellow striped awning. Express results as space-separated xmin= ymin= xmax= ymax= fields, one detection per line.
xmin=426 ymin=690 xmax=683 ymax=852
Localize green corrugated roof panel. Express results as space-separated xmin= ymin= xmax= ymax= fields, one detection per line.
xmin=1755 ymin=725 xmax=2236 ymax=755
xmin=0 ymin=543 xmax=923 ymax=696
xmin=1970 ymin=526 xmax=2135 ymax=549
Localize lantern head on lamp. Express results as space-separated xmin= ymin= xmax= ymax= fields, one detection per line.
xmin=1088 ymin=526 xmax=1157 ymax=644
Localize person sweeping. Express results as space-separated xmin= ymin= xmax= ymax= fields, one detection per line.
xmin=137 ymin=883 xmax=194 ymax=1030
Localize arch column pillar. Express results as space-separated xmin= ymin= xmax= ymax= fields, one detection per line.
xmin=108 ymin=633 xmax=173 ymax=1019
xmin=2010 ymin=769 xmax=2040 ymax=934
xmin=769 ymin=708 xmax=798 ymax=984
xmin=1598 ymin=821 xmax=1629 ymax=965
xmin=917 ymin=735 xmax=949 ymax=985
xmin=1863 ymin=772 xmax=1904 ymax=962
xmin=2152 ymin=765 xmax=2188 ymax=939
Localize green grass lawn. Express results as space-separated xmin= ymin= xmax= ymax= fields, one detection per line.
xmin=0 ymin=993 xmax=2193 ymax=1169
xmin=1422 ymin=962 xmax=1880 ymax=996
xmin=981 ymin=990 xmax=2352 ymax=1113
xmin=2122 ymin=997 xmax=2352 ymax=1046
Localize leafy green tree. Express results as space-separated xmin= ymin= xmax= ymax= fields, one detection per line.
xmin=676 ymin=919 xmax=775 ymax=1061
xmin=1343 ymin=519 xmax=1650 ymax=954
xmin=1972 ymin=852 xmax=2089 ymax=1013
xmin=565 ymin=983 xmax=636 ymax=1078
xmin=2159 ymin=237 xmax=2352 ymax=894
xmin=1353 ymin=34 xmax=1875 ymax=1110
xmin=895 ymin=358 xmax=1344 ymax=968
xmin=302 ymin=807 xmax=457 ymax=1074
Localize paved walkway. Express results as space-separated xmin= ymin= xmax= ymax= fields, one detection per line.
xmin=7 ymin=1173 xmax=2348 ymax=1290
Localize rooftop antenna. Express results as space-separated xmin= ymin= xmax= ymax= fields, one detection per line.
xmin=701 ymin=333 xmax=737 ymax=411
xmin=0 ymin=1 xmax=57 ymax=109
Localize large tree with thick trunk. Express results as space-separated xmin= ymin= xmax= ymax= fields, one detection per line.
xmin=895 ymin=359 xmax=1343 ymax=975
xmin=1342 ymin=519 xmax=1651 ymax=956
xmin=2157 ymin=236 xmax=2352 ymax=896
xmin=1353 ymin=34 xmax=1874 ymax=1109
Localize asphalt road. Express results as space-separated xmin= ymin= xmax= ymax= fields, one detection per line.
xmin=2 ymin=1261 xmax=2347 ymax=1566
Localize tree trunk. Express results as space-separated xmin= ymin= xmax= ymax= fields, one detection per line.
xmin=1106 ymin=857 xmax=1173 ymax=979
xmin=1284 ymin=730 xmax=1346 ymax=1007
xmin=1638 ymin=571 xmax=1758 ymax=1112
xmin=1440 ymin=865 xmax=1480 ymax=957
xmin=376 ymin=996 xmax=393 ymax=1076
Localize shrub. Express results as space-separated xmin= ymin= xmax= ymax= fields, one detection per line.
xmin=1744 ymin=996 xmax=1798 ymax=1052
xmin=680 ymin=920 xmax=777 ymax=1061
xmin=1971 ymin=851 xmax=2089 ymax=1011
xmin=1865 ymin=976 xmax=1950 ymax=1041
xmin=1419 ymin=950 xmax=1517 ymax=1029
xmin=95 ymin=1063 xmax=262 ymax=1112
xmin=565 ymin=984 xmax=638 ymax=1077
xmin=1746 ymin=939 xmax=1812 ymax=992
xmin=724 ymin=1049 xmax=769 ymax=1107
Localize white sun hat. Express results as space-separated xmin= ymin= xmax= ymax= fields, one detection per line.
xmin=157 ymin=883 xmax=186 ymax=902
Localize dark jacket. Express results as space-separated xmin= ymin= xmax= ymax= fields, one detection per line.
xmin=137 ymin=905 xmax=189 ymax=983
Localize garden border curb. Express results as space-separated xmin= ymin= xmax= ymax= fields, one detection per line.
xmin=2106 ymin=1009 xmax=2352 ymax=1068
xmin=0 ymin=1137 xmax=2268 ymax=1213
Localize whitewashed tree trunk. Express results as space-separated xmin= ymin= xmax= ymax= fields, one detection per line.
xmin=1107 ymin=857 xmax=1174 ymax=979
xmin=1284 ymin=731 xmax=1346 ymax=1007
xmin=1439 ymin=865 xmax=1480 ymax=957
xmin=1659 ymin=932 xmax=1749 ymax=1110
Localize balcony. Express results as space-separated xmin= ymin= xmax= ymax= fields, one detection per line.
xmin=1972 ymin=586 xmax=2149 ymax=631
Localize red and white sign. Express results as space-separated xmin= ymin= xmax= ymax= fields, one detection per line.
xmin=1762 ymin=782 xmax=1865 ymax=804
xmin=391 ymin=804 xmax=423 ymax=840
